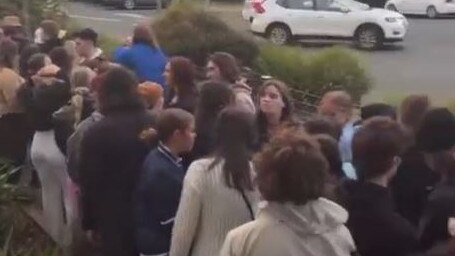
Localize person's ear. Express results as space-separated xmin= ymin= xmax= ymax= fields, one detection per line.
xmin=173 ymin=129 xmax=183 ymax=139
xmin=387 ymin=156 xmax=401 ymax=179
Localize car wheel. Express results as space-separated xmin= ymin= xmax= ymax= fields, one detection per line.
xmin=355 ymin=25 xmax=384 ymax=50
xmin=386 ymin=4 xmax=398 ymax=12
xmin=266 ymin=24 xmax=292 ymax=45
xmin=426 ymin=6 xmax=438 ymax=19
xmin=122 ymin=0 xmax=136 ymax=10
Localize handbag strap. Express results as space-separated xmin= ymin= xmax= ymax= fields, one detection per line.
xmin=240 ymin=189 xmax=255 ymax=221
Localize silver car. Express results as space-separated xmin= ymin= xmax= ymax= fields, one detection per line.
xmin=101 ymin=0 xmax=170 ymax=10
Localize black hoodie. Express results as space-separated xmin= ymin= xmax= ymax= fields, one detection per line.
xmin=341 ymin=180 xmax=418 ymax=256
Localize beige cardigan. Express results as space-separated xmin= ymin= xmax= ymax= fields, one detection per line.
xmin=169 ymin=158 xmax=260 ymax=256
xmin=0 ymin=68 xmax=23 ymax=117
xmin=220 ymin=199 xmax=356 ymax=256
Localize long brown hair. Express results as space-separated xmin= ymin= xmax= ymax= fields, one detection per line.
xmin=132 ymin=24 xmax=159 ymax=48
xmin=209 ymin=106 xmax=257 ymax=191
xmin=256 ymin=80 xmax=295 ymax=143
xmin=400 ymin=94 xmax=430 ymax=132
xmin=169 ymin=56 xmax=196 ymax=95
xmin=208 ymin=52 xmax=240 ymax=84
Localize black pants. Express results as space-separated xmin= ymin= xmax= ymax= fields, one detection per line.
xmin=0 ymin=113 xmax=31 ymax=165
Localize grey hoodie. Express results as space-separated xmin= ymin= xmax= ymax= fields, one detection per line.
xmin=220 ymin=198 xmax=356 ymax=256
xmin=232 ymin=82 xmax=256 ymax=114
xmin=66 ymin=111 xmax=104 ymax=183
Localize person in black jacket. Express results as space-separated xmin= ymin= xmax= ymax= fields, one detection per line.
xmin=135 ymin=108 xmax=195 ymax=255
xmin=420 ymin=150 xmax=455 ymax=252
xmin=79 ymin=67 xmax=156 ymax=256
xmin=341 ymin=117 xmax=418 ymax=256
xmin=392 ymin=108 xmax=455 ymax=226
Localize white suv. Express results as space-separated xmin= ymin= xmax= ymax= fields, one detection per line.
xmin=247 ymin=0 xmax=409 ymax=49
xmin=385 ymin=0 xmax=455 ymax=18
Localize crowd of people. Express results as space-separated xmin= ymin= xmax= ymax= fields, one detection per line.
xmin=1 ymin=14 xmax=455 ymax=256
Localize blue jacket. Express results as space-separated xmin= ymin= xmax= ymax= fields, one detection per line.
xmin=134 ymin=143 xmax=185 ymax=255
xmin=114 ymin=43 xmax=167 ymax=87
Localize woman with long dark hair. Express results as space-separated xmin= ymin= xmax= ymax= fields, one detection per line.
xmin=190 ymin=82 xmax=234 ymax=161
xmin=256 ymin=79 xmax=294 ymax=148
xmin=114 ymin=24 xmax=167 ymax=87
xmin=207 ymin=52 xmax=255 ymax=113
xmin=170 ymin=106 xmax=260 ymax=256
xmin=164 ymin=56 xmax=198 ymax=113
xmin=79 ymin=67 xmax=156 ymax=256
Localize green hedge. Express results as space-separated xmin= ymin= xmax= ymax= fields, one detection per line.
xmin=255 ymin=45 xmax=372 ymax=102
xmin=153 ymin=3 xmax=259 ymax=67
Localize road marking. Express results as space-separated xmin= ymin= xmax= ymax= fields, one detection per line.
xmin=114 ymin=13 xmax=147 ymax=19
xmin=68 ymin=15 xmax=121 ymax=22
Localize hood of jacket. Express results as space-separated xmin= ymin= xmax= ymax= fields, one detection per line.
xmin=233 ymin=81 xmax=252 ymax=95
xmin=262 ymin=198 xmax=349 ymax=237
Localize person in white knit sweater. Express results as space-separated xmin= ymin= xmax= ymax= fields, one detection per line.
xmin=169 ymin=107 xmax=260 ymax=256
xmin=220 ymin=128 xmax=357 ymax=256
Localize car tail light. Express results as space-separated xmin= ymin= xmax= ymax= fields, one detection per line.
xmin=252 ymin=0 xmax=266 ymax=14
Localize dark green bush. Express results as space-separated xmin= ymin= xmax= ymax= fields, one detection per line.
xmin=153 ymin=3 xmax=259 ymax=66
xmin=255 ymin=44 xmax=372 ymax=102
xmin=306 ymin=47 xmax=372 ymax=102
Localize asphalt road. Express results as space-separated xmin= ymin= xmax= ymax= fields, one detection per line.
xmin=66 ymin=1 xmax=159 ymax=38
xmin=67 ymin=1 xmax=455 ymax=104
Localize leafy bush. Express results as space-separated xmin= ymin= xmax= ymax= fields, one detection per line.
xmin=255 ymin=45 xmax=309 ymax=89
xmin=306 ymin=47 xmax=372 ymax=102
xmin=255 ymin=45 xmax=372 ymax=102
xmin=0 ymin=159 xmax=17 ymax=205
xmin=0 ymin=159 xmax=58 ymax=256
xmin=152 ymin=3 xmax=259 ymax=66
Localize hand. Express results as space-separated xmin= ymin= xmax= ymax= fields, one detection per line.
xmin=153 ymin=97 xmax=164 ymax=112
xmin=139 ymin=127 xmax=158 ymax=145
xmin=37 ymin=64 xmax=61 ymax=77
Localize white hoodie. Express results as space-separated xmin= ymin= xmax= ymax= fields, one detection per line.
xmin=220 ymin=198 xmax=356 ymax=256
